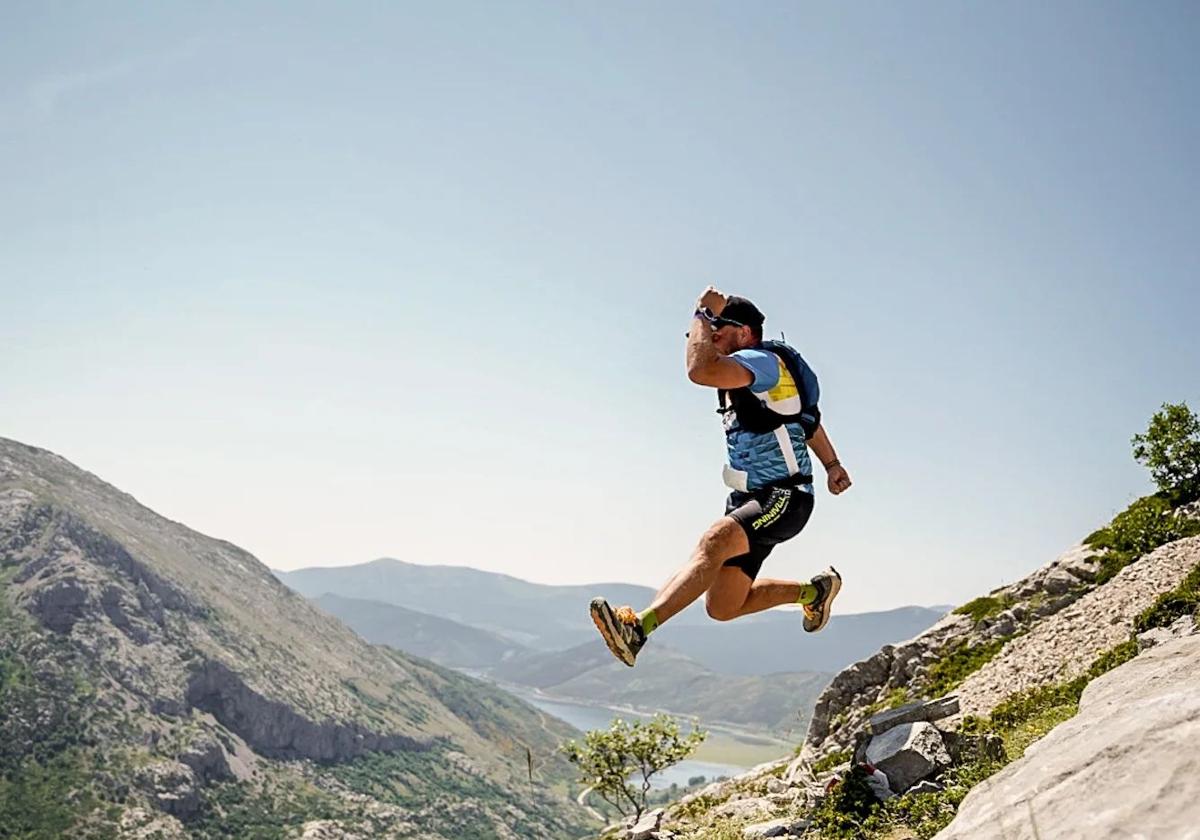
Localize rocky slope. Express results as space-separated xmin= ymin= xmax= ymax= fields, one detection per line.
xmin=608 ymin=511 xmax=1200 ymax=839
xmin=0 ymin=437 xmax=593 ymax=838
xmin=803 ymin=535 xmax=1200 ymax=761
xmin=936 ymin=629 xmax=1200 ymax=839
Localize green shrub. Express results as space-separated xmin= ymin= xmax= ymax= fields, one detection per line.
xmin=1086 ymin=639 xmax=1139 ymax=678
xmin=1086 ymin=495 xmax=1200 ymax=584
xmin=812 ymin=748 xmax=852 ymax=774
xmin=809 ymin=764 xmax=880 ymax=837
xmin=0 ymin=751 xmax=101 ymax=840
xmin=560 ymin=714 xmax=706 ymax=822
xmin=923 ymin=637 xmax=1009 ymax=698
xmin=982 ymin=678 xmax=1084 ymax=732
xmin=862 ymin=687 xmax=911 ymax=720
xmin=953 ymin=594 xmax=1013 ymax=623
xmin=1134 ymin=562 xmax=1200 ymax=632
xmin=878 ymin=755 xmax=1005 ymax=839
xmin=810 ymin=756 xmax=1006 ymax=840
xmin=670 ymin=792 xmax=722 ymax=822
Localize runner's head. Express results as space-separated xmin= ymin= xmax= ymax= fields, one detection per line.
xmin=712 ymin=295 xmax=765 ymax=352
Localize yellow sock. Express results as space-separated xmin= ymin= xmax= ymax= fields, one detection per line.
xmin=639 ymin=608 xmax=659 ymax=635
xmin=797 ymin=583 xmax=818 ymax=606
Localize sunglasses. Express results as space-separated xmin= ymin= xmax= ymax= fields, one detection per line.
xmin=696 ymin=307 xmax=746 ymax=330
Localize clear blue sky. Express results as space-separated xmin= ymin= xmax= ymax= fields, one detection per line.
xmin=3 ymin=2 xmax=1198 ymax=612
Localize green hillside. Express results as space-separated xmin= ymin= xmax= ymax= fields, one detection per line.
xmin=0 ymin=437 xmax=593 ymax=839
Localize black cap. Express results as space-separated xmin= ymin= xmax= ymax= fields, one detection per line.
xmin=720 ymin=295 xmax=765 ymax=328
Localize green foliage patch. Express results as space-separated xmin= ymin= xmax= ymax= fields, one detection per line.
xmin=812 ymin=749 xmax=852 ymax=775
xmin=810 ymin=757 xmax=1006 ymax=839
xmin=1134 ymin=561 xmax=1200 ymax=632
xmin=1132 ymin=401 xmax=1200 ymax=505
xmin=561 ymin=714 xmax=706 ymax=822
xmin=881 ymin=687 xmax=910 ymax=711
xmin=923 ymin=637 xmax=1010 ymax=699
xmin=189 ymin=778 xmax=343 ymax=840
xmin=328 ymin=744 xmax=589 ymax=840
xmin=0 ymin=751 xmax=107 ymax=840
xmin=973 ymin=639 xmax=1137 ymax=737
xmin=953 ymin=593 xmax=1014 ymax=624
xmin=1086 ymin=495 xmax=1200 ymax=584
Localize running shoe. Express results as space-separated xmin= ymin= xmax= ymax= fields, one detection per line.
xmin=803 ymin=566 xmax=842 ymax=633
xmin=589 ymin=598 xmax=646 ymax=666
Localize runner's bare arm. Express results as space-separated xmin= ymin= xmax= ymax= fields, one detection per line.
xmin=685 ymin=316 xmax=753 ymax=388
xmin=686 ymin=286 xmax=754 ymax=388
xmin=808 ymin=425 xmax=853 ymax=495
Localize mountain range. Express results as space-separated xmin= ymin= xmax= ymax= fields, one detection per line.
xmin=0 ymin=437 xmax=593 ymax=838
xmin=278 ymin=559 xmax=948 ymax=675
xmin=0 ymin=434 xmax=953 ymax=838
xmin=311 ymin=593 xmax=830 ymax=738
xmin=278 ymin=563 xmax=948 ymax=745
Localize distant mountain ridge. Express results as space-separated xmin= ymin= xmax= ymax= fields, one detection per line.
xmin=311 ymin=593 xmax=832 ymax=737
xmin=277 ymin=559 xmax=948 ymax=675
xmin=285 ymin=562 xmax=948 ymax=747
xmin=313 ymin=593 xmax=531 ymax=669
xmin=278 ymin=557 xmax=657 ymax=649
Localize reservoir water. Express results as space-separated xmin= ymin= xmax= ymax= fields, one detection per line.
xmin=515 ymin=691 xmax=751 ymax=790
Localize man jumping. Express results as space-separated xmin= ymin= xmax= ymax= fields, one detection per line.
xmin=590 ymin=287 xmax=852 ymax=666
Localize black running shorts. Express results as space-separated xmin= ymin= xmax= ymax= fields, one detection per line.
xmin=723 ymin=486 xmax=815 ymax=581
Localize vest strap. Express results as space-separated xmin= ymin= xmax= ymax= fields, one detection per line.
xmin=769 ymin=472 xmax=814 ymax=489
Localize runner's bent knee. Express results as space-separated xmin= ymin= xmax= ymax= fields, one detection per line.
xmin=695 ymin=517 xmax=750 ymax=565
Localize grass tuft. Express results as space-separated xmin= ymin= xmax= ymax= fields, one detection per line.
xmin=1134 ymin=562 xmax=1200 ymax=632
xmin=953 ymin=594 xmax=1014 ymax=624
xmin=923 ymin=637 xmax=1010 ymax=699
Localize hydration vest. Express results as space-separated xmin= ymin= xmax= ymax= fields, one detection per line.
xmin=717 ymin=340 xmax=822 ymax=439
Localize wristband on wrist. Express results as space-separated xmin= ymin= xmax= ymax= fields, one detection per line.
xmin=823 ymin=459 xmax=841 ymax=470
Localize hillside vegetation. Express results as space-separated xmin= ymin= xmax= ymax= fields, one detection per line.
xmin=0 ymin=437 xmax=593 ymax=839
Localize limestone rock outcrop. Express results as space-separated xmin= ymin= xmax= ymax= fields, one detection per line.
xmin=185 ymin=660 xmax=432 ymax=761
xmin=803 ymin=536 xmax=1200 ymax=760
xmin=934 ymin=629 xmax=1200 ymax=839
xmin=864 ymin=721 xmax=952 ymax=793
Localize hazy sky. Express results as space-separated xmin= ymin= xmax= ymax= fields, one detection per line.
xmin=3 ymin=2 xmax=1198 ymax=613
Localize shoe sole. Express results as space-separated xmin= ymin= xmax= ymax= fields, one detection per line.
xmin=590 ymin=598 xmax=636 ymax=667
xmin=805 ymin=566 xmax=842 ymax=633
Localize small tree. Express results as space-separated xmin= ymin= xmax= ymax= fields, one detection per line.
xmin=1132 ymin=401 xmax=1200 ymax=505
xmin=560 ymin=713 xmax=706 ymax=821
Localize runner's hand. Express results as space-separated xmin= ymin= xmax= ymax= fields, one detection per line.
xmin=697 ymin=286 xmax=727 ymax=315
xmin=827 ymin=464 xmax=852 ymax=495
